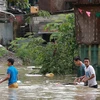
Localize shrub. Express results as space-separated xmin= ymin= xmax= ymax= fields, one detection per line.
xmin=10 ymin=14 xmax=78 ymax=75
xmin=0 ymin=45 xmax=8 ymax=57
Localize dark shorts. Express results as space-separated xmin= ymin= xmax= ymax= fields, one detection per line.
xmin=90 ymin=84 xmax=98 ymax=88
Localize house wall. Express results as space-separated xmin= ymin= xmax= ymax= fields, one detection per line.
xmin=0 ymin=0 xmax=6 ymax=10
xmin=75 ymin=5 xmax=100 ymax=44
xmin=0 ymin=23 xmax=13 ymax=46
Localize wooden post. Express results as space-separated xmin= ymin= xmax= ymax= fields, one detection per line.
xmin=81 ymin=45 xmax=84 ymax=61
xmin=88 ymin=45 xmax=91 ymax=63
xmin=93 ymin=45 xmax=97 ymax=65
xmin=13 ymin=21 xmax=17 ymax=39
xmin=84 ymin=45 xmax=87 ymax=58
xmin=98 ymin=45 xmax=100 ymax=66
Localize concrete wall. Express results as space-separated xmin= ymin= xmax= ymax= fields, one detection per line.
xmin=0 ymin=0 xmax=6 ymax=10
xmin=0 ymin=23 xmax=13 ymax=46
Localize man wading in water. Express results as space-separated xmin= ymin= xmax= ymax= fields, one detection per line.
xmin=0 ymin=58 xmax=18 ymax=88
xmin=73 ymin=57 xmax=88 ymax=86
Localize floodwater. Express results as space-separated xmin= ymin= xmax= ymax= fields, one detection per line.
xmin=0 ymin=67 xmax=100 ymax=100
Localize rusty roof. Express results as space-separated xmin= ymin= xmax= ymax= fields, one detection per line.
xmin=75 ymin=0 xmax=100 ymax=4
xmin=39 ymin=0 xmax=100 ymax=14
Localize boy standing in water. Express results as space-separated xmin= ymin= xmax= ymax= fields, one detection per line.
xmin=0 ymin=58 xmax=18 ymax=88
xmin=82 ymin=58 xmax=98 ymax=88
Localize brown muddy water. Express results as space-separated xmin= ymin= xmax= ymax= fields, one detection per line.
xmin=0 ymin=66 xmax=100 ymax=100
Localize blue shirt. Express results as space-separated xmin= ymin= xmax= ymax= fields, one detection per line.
xmin=77 ymin=63 xmax=85 ymax=77
xmin=7 ymin=65 xmax=18 ymax=86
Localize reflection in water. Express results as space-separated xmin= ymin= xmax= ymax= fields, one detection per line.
xmin=8 ymin=89 xmax=17 ymax=100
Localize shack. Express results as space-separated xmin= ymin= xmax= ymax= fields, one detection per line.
xmin=74 ymin=0 xmax=100 ymax=80
xmin=39 ymin=0 xmax=76 ymax=14
xmin=0 ymin=0 xmax=13 ymax=46
xmin=39 ymin=0 xmax=100 ymax=80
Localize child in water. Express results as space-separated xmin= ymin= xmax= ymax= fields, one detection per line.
xmin=0 ymin=58 xmax=18 ymax=88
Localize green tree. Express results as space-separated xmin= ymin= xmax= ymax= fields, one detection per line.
xmin=40 ymin=14 xmax=78 ymax=74
xmin=9 ymin=14 xmax=78 ymax=75
xmin=8 ymin=0 xmax=30 ymax=13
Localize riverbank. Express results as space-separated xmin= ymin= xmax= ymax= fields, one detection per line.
xmin=0 ymin=51 xmax=23 ymax=66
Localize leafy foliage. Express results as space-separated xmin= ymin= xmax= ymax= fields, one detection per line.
xmin=40 ymin=14 xmax=78 ymax=74
xmin=9 ymin=14 xmax=78 ymax=75
xmin=38 ymin=10 xmax=51 ymax=18
xmin=0 ymin=46 xmax=8 ymax=57
xmin=8 ymin=0 xmax=31 ymax=13
xmin=9 ymin=36 xmax=44 ymax=65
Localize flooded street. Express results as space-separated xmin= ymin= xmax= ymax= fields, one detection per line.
xmin=0 ymin=67 xmax=100 ymax=100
